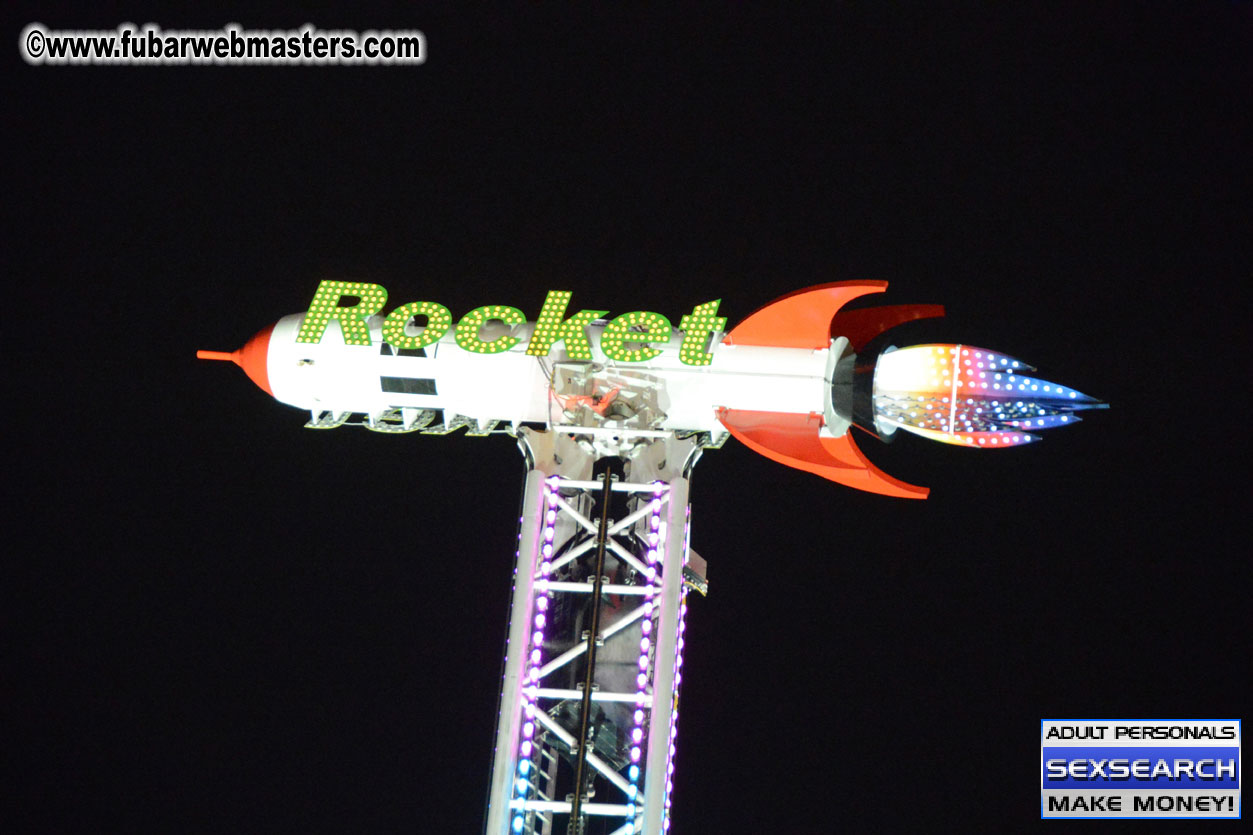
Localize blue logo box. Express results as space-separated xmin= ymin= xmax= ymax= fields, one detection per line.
xmin=1040 ymin=720 xmax=1241 ymax=819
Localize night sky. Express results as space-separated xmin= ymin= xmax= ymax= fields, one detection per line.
xmin=6 ymin=3 xmax=1250 ymax=831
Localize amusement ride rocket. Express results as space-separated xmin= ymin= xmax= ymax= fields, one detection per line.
xmin=200 ymin=281 xmax=1104 ymax=834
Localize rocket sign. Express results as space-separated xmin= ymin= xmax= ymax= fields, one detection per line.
xmin=296 ymin=280 xmax=728 ymax=366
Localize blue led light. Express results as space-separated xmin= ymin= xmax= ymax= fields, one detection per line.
xmin=873 ymin=344 xmax=1103 ymax=447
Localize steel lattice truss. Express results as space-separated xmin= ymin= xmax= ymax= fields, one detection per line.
xmin=485 ymin=431 xmax=702 ymax=835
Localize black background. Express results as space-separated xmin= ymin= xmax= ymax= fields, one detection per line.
xmin=5 ymin=3 xmax=1249 ymax=831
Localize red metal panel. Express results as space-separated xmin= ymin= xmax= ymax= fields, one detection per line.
xmin=723 ymin=281 xmax=888 ymax=349
xmin=829 ymin=303 xmax=946 ymax=351
xmin=716 ymin=408 xmax=929 ymax=499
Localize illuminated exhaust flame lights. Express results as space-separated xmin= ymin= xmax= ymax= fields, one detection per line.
xmin=872 ymin=344 xmax=1106 ymax=448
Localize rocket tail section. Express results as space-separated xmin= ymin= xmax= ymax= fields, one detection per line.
xmin=715 ymin=408 xmax=929 ymax=499
xmin=716 ymin=282 xmax=945 ymax=497
xmin=828 ymin=303 xmax=946 ymax=352
xmin=723 ymin=281 xmax=946 ymax=351
xmin=723 ymin=281 xmax=889 ymax=348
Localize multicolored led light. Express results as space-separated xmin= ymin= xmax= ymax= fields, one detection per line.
xmin=660 ymin=593 xmax=688 ymax=832
xmin=511 ymin=476 xmax=562 ymax=834
xmin=659 ymin=504 xmax=693 ymax=832
xmin=625 ymin=483 xmax=667 ymax=814
xmin=872 ymin=344 xmax=1105 ymax=447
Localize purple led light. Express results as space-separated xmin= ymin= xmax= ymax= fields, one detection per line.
xmin=627 ymin=487 xmax=667 ymax=804
xmin=659 ymin=593 xmax=690 ymax=827
xmin=517 ymin=479 xmax=562 ymax=802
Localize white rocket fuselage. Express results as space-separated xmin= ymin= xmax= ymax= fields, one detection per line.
xmin=202 ymin=281 xmax=1105 ymax=500
xmin=264 ymin=313 xmax=833 ymax=433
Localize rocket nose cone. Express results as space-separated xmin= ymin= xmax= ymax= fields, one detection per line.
xmin=197 ymin=322 xmax=275 ymax=396
xmin=235 ymin=323 xmax=275 ymax=396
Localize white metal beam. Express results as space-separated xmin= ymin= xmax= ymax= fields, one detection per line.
xmin=535 ymin=602 xmax=648 ymax=679
xmin=509 ymin=800 xmax=637 ymax=815
xmin=531 ymin=708 xmax=637 ymax=798
xmin=484 ymin=470 xmax=547 ymax=834
xmin=540 ymin=581 xmax=657 ymax=596
xmin=642 ymin=478 xmax=689 ymax=832
xmin=532 ymin=688 xmax=652 ymax=705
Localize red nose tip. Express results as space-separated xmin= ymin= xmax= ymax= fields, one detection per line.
xmin=197 ymin=323 xmax=275 ymax=396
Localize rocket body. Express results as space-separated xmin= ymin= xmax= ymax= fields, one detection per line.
xmin=263 ymin=313 xmax=831 ymax=435
xmin=201 ymin=282 xmax=1104 ymax=498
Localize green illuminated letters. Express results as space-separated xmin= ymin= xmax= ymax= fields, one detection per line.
xmin=455 ymin=305 xmax=527 ymax=354
xmin=382 ymin=301 xmax=453 ymax=351
xmin=524 ymin=291 xmax=608 ymax=361
xmin=600 ymin=311 xmax=673 ymax=363
xmin=296 ymin=284 xmax=730 ymax=366
xmin=297 ymin=280 xmax=389 ymax=346
xmin=677 ymin=300 xmax=727 ymax=366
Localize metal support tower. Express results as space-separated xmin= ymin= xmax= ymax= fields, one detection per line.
xmin=484 ymin=427 xmax=708 ymax=835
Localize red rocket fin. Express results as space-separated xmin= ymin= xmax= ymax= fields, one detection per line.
xmin=724 ymin=281 xmax=888 ymax=349
xmin=716 ymin=408 xmax=930 ymax=499
xmin=814 ymin=433 xmax=929 ymax=498
xmin=828 ymin=304 xmax=946 ymax=352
